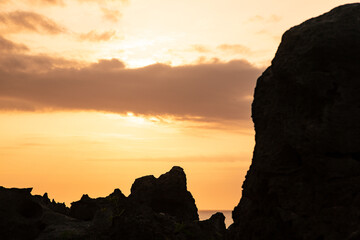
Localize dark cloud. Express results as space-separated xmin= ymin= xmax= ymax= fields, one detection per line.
xmin=0 ymin=56 xmax=262 ymax=123
xmin=79 ymin=30 xmax=117 ymax=42
xmin=101 ymin=8 xmax=122 ymax=23
xmin=0 ymin=36 xmax=29 ymax=52
xmin=0 ymin=53 xmax=79 ymax=73
xmin=0 ymin=11 xmax=65 ymax=34
xmin=217 ymin=44 xmax=251 ymax=55
xmin=0 ymin=97 xmax=36 ymax=111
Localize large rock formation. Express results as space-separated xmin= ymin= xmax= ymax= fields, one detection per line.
xmin=230 ymin=3 xmax=360 ymax=240
xmin=129 ymin=166 xmax=199 ymax=221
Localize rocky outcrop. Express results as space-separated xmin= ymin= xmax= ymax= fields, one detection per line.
xmin=34 ymin=192 xmax=69 ymax=216
xmin=0 ymin=166 xmax=226 ymax=240
xmin=69 ymin=188 xmax=126 ymax=221
xmin=229 ymin=3 xmax=360 ymax=240
xmin=129 ymin=166 xmax=199 ymax=221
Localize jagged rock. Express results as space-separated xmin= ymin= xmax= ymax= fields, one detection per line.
xmin=230 ymin=3 xmax=360 ymax=240
xmin=70 ymin=188 xmax=126 ymax=221
xmin=129 ymin=166 xmax=199 ymax=221
xmin=34 ymin=193 xmax=69 ymax=216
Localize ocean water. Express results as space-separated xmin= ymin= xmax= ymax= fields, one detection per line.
xmin=198 ymin=210 xmax=233 ymax=228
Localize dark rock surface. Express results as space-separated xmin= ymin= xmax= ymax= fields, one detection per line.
xmin=230 ymin=3 xmax=360 ymax=240
xmin=0 ymin=187 xmax=44 ymax=240
xmin=70 ymin=189 xmax=126 ymax=221
xmin=0 ymin=166 xmax=226 ymax=240
xmin=129 ymin=166 xmax=199 ymax=221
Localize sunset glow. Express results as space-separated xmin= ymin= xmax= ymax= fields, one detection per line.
xmin=0 ymin=0 xmax=354 ymax=210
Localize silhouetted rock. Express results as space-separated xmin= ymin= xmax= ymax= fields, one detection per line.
xmin=229 ymin=3 xmax=360 ymax=240
xmin=70 ymin=194 xmax=100 ymax=221
xmin=199 ymin=212 xmax=227 ymax=239
xmin=129 ymin=166 xmax=199 ymax=221
xmin=0 ymin=167 xmax=224 ymax=240
xmin=70 ymin=188 xmax=126 ymax=221
xmin=0 ymin=187 xmax=44 ymax=240
xmin=110 ymin=208 xmax=226 ymax=240
xmin=34 ymin=192 xmax=69 ymax=216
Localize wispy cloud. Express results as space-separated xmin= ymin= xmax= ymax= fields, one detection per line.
xmin=0 ymin=35 xmax=29 ymax=52
xmin=28 ymin=0 xmax=65 ymax=6
xmin=0 ymin=11 xmax=66 ymax=34
xmin=101 ymin=8 xmax=122 ymax=23
xmin=191 ymin=44 xmax=211 ymax=53
xmin=79 ymin=30 xmax=117 ymax=42
xmin=217 ymin=44 xmax=251 ymax=55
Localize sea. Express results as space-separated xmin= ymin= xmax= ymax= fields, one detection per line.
xmin=198 ymin=210 xmax=233 ymax=228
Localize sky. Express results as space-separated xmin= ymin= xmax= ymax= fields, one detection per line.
xmin=0 ymin=0 xmax=354 ymax=210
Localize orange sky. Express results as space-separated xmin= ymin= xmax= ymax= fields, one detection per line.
xmin=0 ymin=0 xmax=355 ymax=210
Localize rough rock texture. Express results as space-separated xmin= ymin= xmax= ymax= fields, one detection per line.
xmin=129 ymin=166 xmax=199 ymax=221
xmin=229 ymin=3 xmax=360 ymax=240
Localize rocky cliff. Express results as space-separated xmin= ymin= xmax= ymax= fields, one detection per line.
xmin=229 ymin=3 xmax=360 ymax=240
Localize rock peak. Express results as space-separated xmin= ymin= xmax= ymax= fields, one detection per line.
xmin=130 ymin=166 xmax=198 ymax=221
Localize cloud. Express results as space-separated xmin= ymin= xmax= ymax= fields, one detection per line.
xmin=217 ymin=44 xmax=251 ymax=55
xmin=0 ymin=11 xmax=65 ymax=34
xmin=90 ymin=58 xmax=125 ymax=70
xmin=0 ymin=36 xmax=29 ymax=52
xmin=191 ymin=45 xmax=211 ymax=53
xmin=0 ymin=56 xmax=262 ymax=123
xmin=28 ymin=0 xmax=65 ymax=6
xmin=0 ymin=53 xmax=79 ymax=73
xmin=79 ymin=30 xmax=117 ymax=42
xmin=0 ymin=0 xmax=10 ymax=5
xmin=0 ymin=97 xmax=36 ymax=111
xmin=101 ymin=8 xmax=122 ymax=23
xmin=78 ymin=0 xmax=128 ymax=3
